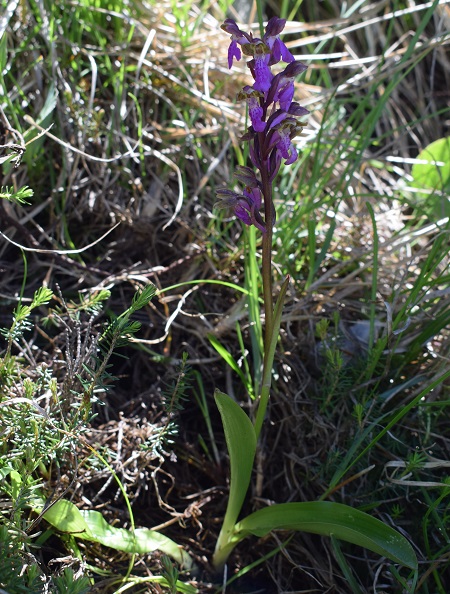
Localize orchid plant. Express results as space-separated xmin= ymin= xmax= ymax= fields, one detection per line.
xmin=211 ymin=16 xmax=418 ymax=580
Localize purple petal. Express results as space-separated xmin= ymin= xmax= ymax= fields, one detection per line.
xmin=278 ymin=83 xmax=295 ymax=111
xmin=274 ymin=127 xmax=298 ymax=165
xmin=288 ymin=102 xmax=310 ymax=117
xmin=283 ymin=60 xmax=308 ymax=78
xmin=235 ymin=203 xmax=252 ymax=226
xmin=266 ymin=109 xmax=288 ymax=130
xmin=243 ymin=186 xmax=262 ymax=209
xmin=271 ymin=38 xmax=282 ymax=63
xmin=264 ymin=17 xmax=286 ymax=39
xmin=278 ymin=39 xmax=295 ymax=63
xmin=221 ymin=19 xmax=250 ymax=42
xmin=276 ymin=132 xmax=291 ymax=159
xmin=284 ymin=145 xmax=298 ymax=165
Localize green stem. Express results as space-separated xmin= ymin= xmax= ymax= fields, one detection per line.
xmin=253 ymin=150 xmax=284 ymax=439
xmin=254 ymin=276 xmax=289 ymax=440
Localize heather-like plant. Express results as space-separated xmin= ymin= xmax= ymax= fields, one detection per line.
xmin=211 ymin=16 xmax=418 ymax=578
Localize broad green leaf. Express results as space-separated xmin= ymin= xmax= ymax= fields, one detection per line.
xmin=234 ymin=502 xmax=417 ymax=570
xmin=213 ymin=390 xmax=256 ymax=569
xmin=411 ymin=137 xmax=450 ymax=192
xmin=42 ymin=499 xmax=94 ymax=538
xmin=42 ymin=499 xmax=193 ymax=569
xmin=411 ymin=137 xmax=450 ymax=212
xmin=0 ymin=467 xmax=17 ymax=482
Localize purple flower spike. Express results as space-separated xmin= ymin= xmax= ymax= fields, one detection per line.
xmin=218 ymin=17 xmax=310 ymax=232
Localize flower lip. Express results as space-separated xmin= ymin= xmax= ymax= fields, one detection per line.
xmin=249 ymin=52 xmax=273 ymax=93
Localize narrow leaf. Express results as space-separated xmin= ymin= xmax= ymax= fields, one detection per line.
xmin=208 ymin=335 xmax=249 ymax=390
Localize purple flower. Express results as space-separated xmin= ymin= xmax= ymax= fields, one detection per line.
xmin=266 ymin=61 xmax=308 ymax=111
xmin=275 ymin=128 xmax=298 ymax=165
xmin=237 ymin=86 xmax=265 ymax=132
xmin=221 ymin=19 xmax=253 ymax=68
xmin=267 ymin=118 xmax=305 ymax=165
xmin=245 ymin=41 xmax=273 ymax=93
xmin=215 ymin=186 xmax=266 ymax=232
xmin=263 ymin=17 xmax=295 ymax=64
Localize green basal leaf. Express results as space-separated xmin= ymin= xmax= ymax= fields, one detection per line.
xmin=41 ymin=499 xmax=193 ymax=569
xmin=212 ymin=390 xmax=256 ymax=569
xmin=42 ymin=499 xmax=94 ymax=538
xmin=234 ymin=502 xmax=417 ymax=570
xmin=214 ymin=391 xmax=256 ymax=529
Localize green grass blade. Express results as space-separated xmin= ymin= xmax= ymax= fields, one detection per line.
xmin=331 ymin=535 xmax=365 ymax=594
xmin=325 ymin=368 xmax=450 ymax=496
xmin=207 ymin=334 xmax=251 ymax=394
xmin=234 ymin=502 xmax=417 ymax=570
